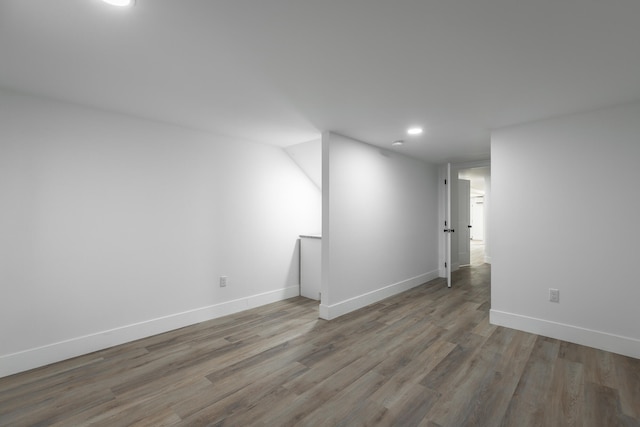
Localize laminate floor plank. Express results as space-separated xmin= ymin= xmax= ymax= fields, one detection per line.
xmin=421 ymin=341 xmax=501 ymax=426
xmin=559 ymin=341 xmax=617 ymax=388
xmin=205 ymin=385 xmax=294 ymax=427
xmin=49 ymin=378 xmax=213 ymax=427
xmin=584 ymin=382 xmax=637 ymax=427
xmin=176 ymin=362 xmax=309 ymax=426
xmin=438 ymin=328 xmax=537 ymax=427
xmin=500 ymin=336 xmax=562 ymax=427
xmin=373 ymin=339 xmax=456 ymax=408
xmin=372 ymin=323 xmax=448 ymax=379
xmin=374 ymin=383 xmax=439 ymax=427
xmin=2 ymin=264 xmax=639 ymax=426
xmin=419 ymin=332 xmax=488 ymax=391
xmin=0 ymin=387 xmax=115 ymax=426
xmin=614 ymin=354 xmax=640 ymax=419
xmin=543 ymin=358 xmax=584 ymax=427
xmin=333 ymin=398 xmax=389 ymax=427
xmin=296 ymin=370 xmax=388 ymax=426
xmin=262 ymin=355 xmax=387 ymax=427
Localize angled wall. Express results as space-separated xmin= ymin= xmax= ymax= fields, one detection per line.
xmin=0 ymin=90 xmax=322 ymax=377
xmin=284 ymin=139 xmax=322 ymax=189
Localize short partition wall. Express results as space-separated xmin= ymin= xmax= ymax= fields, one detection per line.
xmin=319 ymin=270 xmax=440 ymax=320
xmin=320 ymin=132 xmax=440 ymax=320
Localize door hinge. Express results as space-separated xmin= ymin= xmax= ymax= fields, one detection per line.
xmin=445 ymin=220 xmax=447 ymax=226
xmin=444 ymin=179 xmax=447 ymax=185
xmin=445 ymin=262 xmax=448 ymax=268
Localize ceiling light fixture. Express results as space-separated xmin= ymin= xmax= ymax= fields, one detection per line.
xmin=392 ymin=140 xmax=404 ymax=146
xmin=101 ymin=0 xmax=135 ymax=7
xmin=407 ymin=127 xmax=423 ymax=135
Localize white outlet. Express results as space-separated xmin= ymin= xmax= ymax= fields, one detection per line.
xmin=219 ymin=276 xmax=227 ymax=287
xmin=549 ymin=288 xmax=559 ymax=303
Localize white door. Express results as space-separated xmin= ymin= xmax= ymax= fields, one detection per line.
xmin=445 ymin=164 xmax=452 ymax=288
xmin=458 ymin=179 xmax=471 ymax=266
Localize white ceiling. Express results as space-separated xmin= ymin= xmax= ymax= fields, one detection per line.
xmin=1 ymin=0 xmax=639 ymax=163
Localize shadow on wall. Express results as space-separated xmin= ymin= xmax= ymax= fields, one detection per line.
xmin=286 ymin=238 xmax=301 ymax=291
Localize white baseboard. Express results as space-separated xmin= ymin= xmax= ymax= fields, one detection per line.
xmin=0 ymin=286 xmax=299 ymax=378
xmin=490 ymin=309 xmax=640 ymax=359
xmin=319 ymin=270 xmax=440 ymax=320
xmin=484 ymin=255 xmax=492 ymax=264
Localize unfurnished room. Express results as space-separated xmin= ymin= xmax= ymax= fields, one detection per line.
xmin=1 ymin=1 xmax=639 ymax=426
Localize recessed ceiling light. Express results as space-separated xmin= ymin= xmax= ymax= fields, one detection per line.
xmin=392 ymin=140 xmax=404 ymax=146
xmin=101 ymin=0 xmax=135 ymax=7
xmin=407 ymin=127 xmax=423 ymax=135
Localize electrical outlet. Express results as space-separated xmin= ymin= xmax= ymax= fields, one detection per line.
xmin=219 ymin=276 xmax=227 ymax=287
xmin=549 ymin=288 xmax=559 ymax=303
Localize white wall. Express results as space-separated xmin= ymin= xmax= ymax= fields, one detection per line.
xmin=320 ymin=133 xmax=439 ymax=319
xmin=483 ymin=174 xmax=491 ymax=263
xmin=491 ymin=102 xmax=640 ymax=358
xmin=284 ymin=139 xmax=322 ymax=189
xmin=0 ymin=90 xmax=322 ymax=377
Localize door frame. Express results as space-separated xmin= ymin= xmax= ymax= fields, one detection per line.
xmin=439 ymin=159 xmax=490 ymax=287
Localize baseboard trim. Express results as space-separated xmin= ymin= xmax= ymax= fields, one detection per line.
xmin=490 ymin=309 xmax=640 ymax=359
xmin=0 ymin=286 xmax=300 ymax=378
xmin=484 ymin=255 xmax=492 ymax=264
xmin=319 ymin=270 xmax=439 ymax=320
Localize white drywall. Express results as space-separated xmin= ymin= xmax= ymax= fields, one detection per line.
xmin=320 ymin=133 xmax=440 ymax=319
xmin=0 ymin=90 xmax=322 ymax=377
xmin=284 ymin=139 xmax=322 ymax=189
xmin=491 ymin=102 xmax=640 ymax=358
xmin=483 ymin=174 xmax=491 ymax=264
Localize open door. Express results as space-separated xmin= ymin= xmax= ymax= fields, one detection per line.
xmin=458 ymin=179 xmax=471 ymax=266
xmin=444 ymin=163 xmax=453 ymax=288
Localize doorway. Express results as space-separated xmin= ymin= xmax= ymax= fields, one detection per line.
xmin=469 ymin=195 xmax=485 ymax=266
xmin=458 ymin=167 xmax=489 ymax=267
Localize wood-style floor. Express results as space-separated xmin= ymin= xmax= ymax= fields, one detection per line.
xmin=1 ymin=264 xmax=639 ymax=426
xmin=470 ymin=239 xmax=485 ymax=266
